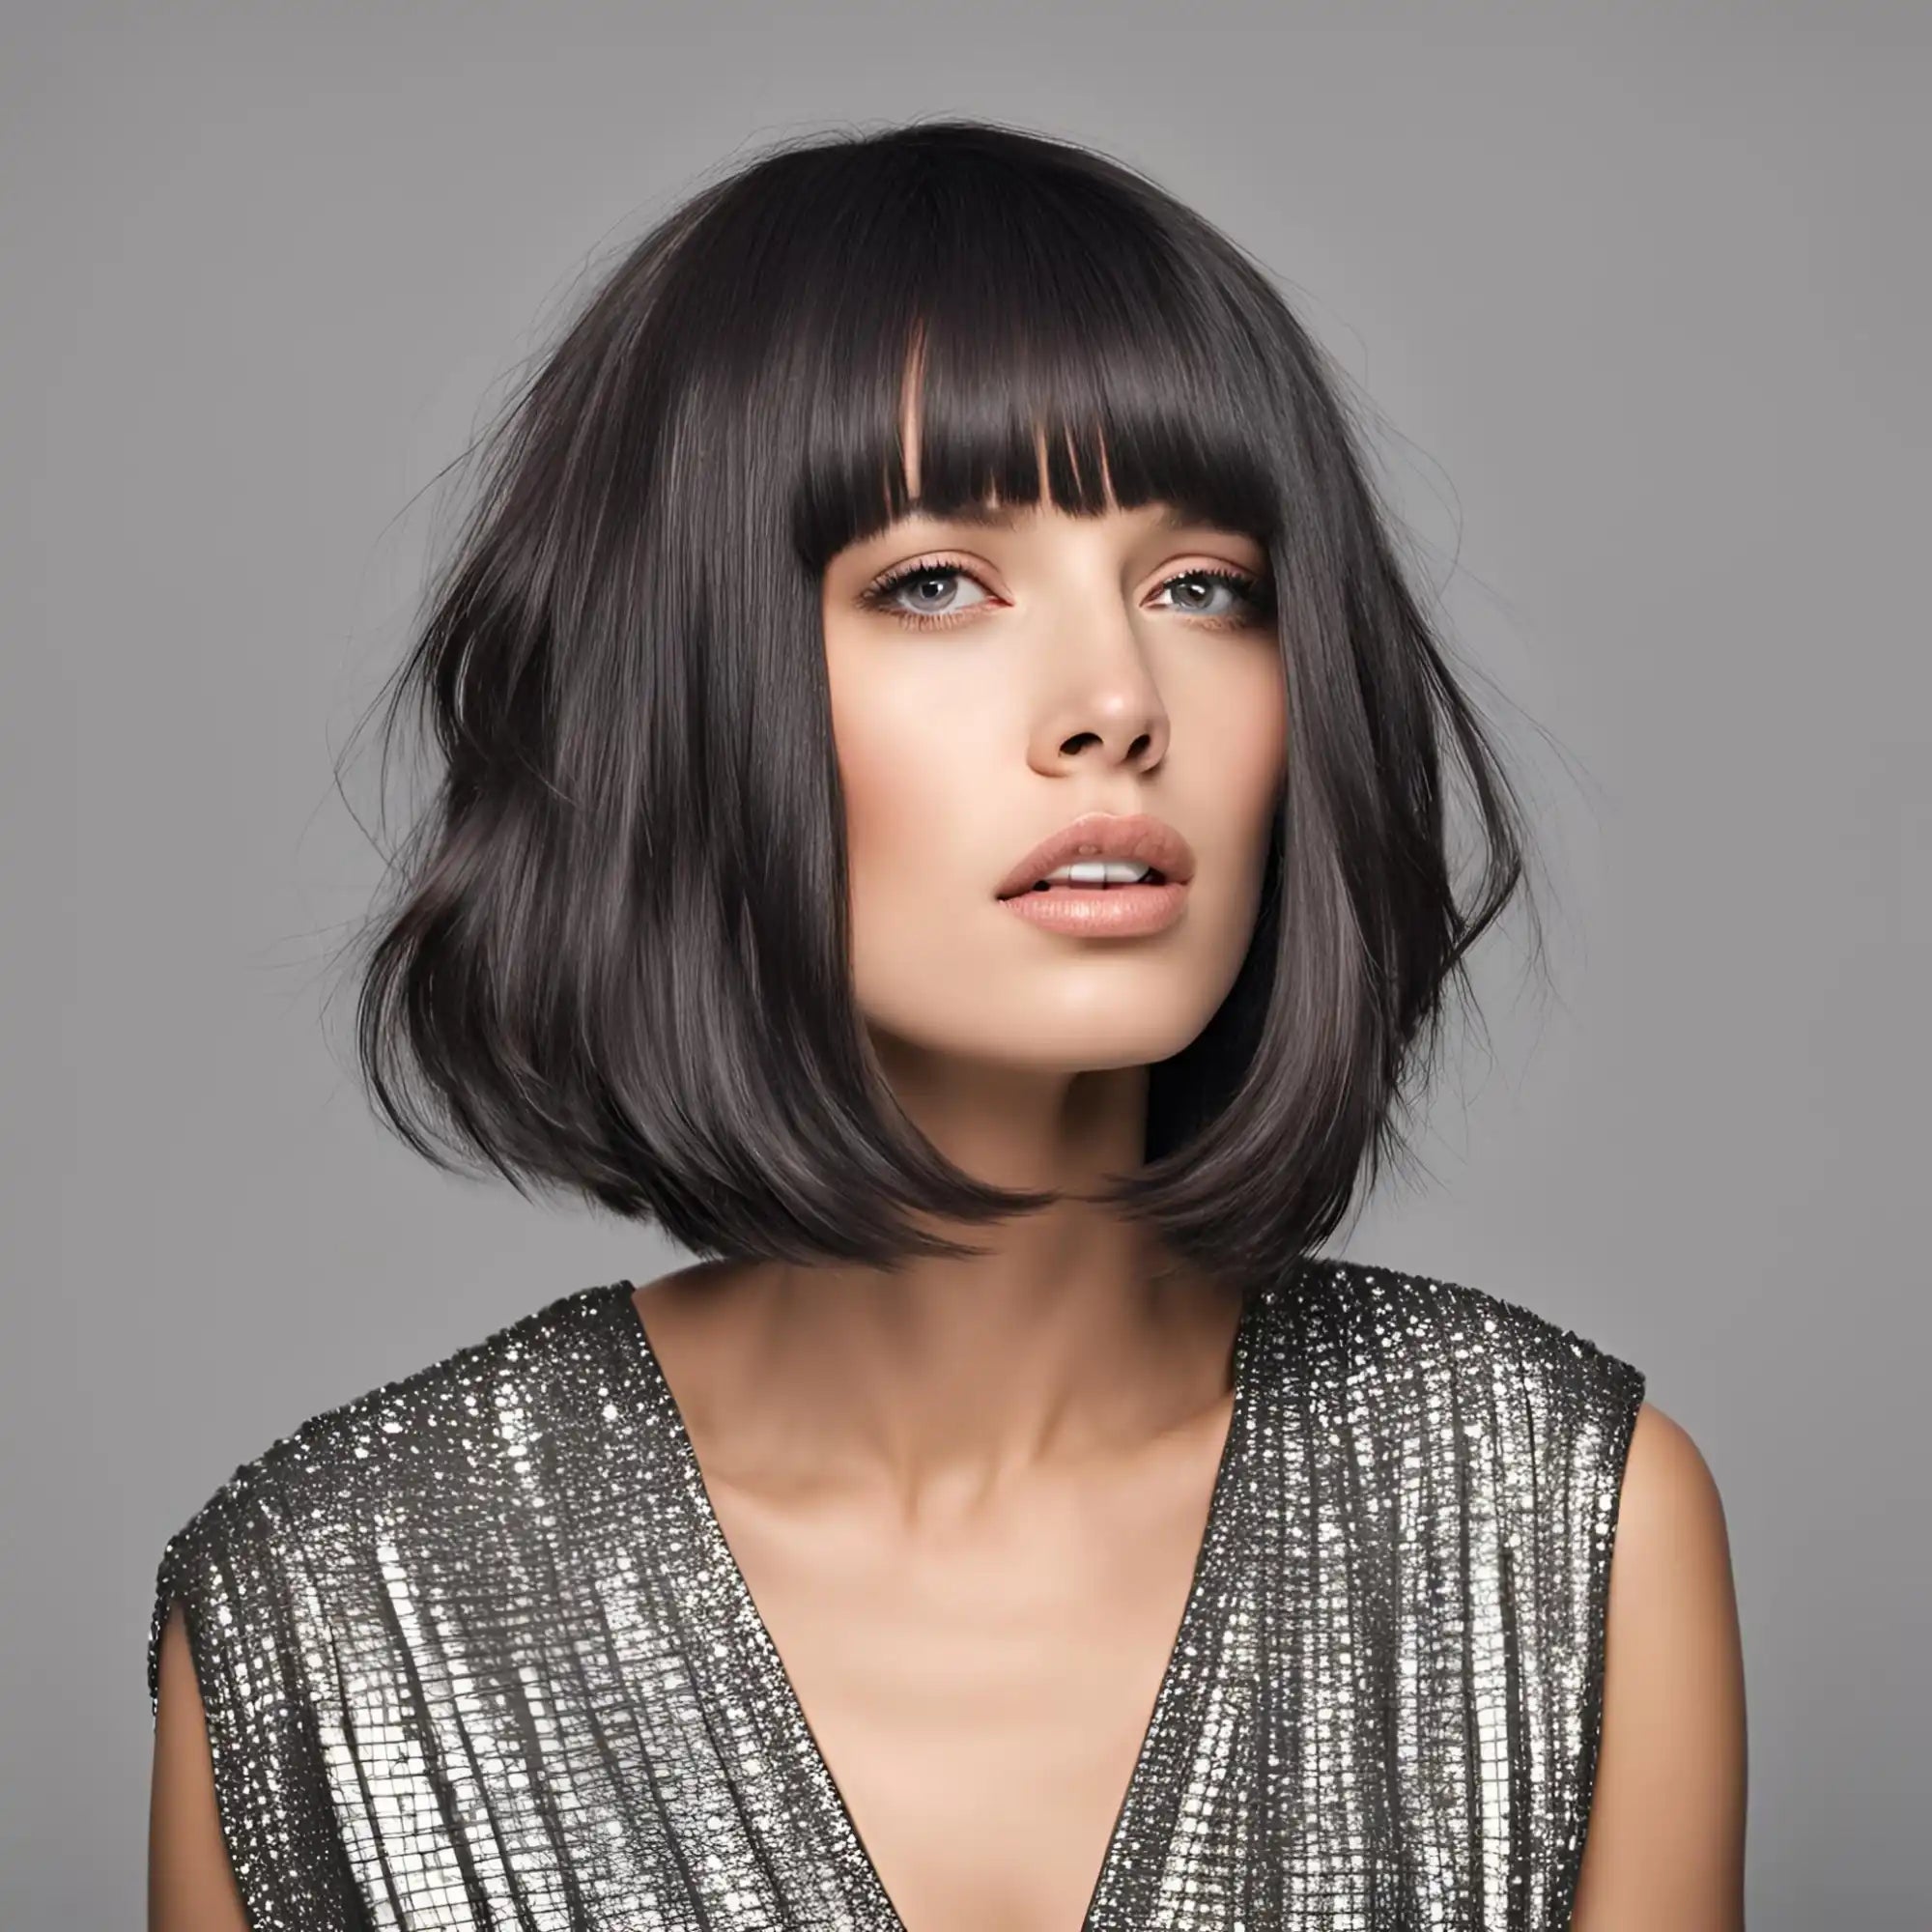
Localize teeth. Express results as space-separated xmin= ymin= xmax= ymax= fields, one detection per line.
xmin=1037 ymin=860 xmax=1156 ymax=888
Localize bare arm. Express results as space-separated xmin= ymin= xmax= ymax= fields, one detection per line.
xmin=1569 ymin=1400 xmax=1748 ymax=1930
xmin=149 ymin=1601 xmax=252 ymax=1932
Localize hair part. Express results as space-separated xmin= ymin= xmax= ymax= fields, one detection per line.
xmin=334 ymin=116 xmax=1543 ymax=1291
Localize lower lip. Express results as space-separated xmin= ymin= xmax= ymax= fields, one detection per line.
xmin=996 ymin=880 xmax=1190 ymax=936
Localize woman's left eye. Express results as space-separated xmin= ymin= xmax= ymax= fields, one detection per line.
xmin=1151 ymin=568 xmax=1271 ymax=624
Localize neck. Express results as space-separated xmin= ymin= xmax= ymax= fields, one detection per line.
xmin=655 ymin=1054 xmax=1244 ymax=1517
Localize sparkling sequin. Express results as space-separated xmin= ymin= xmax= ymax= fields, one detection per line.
xmin=147 ymin=1256 xmax=1644 ymax=1929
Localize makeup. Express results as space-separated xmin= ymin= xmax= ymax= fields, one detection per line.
xmin=998 ymin=875 xmax=1190 ymax=936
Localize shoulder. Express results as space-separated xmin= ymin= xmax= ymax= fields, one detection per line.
xmin=1272 ymin=1252 xmax=1647 ymax=1428
xmin=1616 ymin=1399 xmax=1724 ymax=1532
xmin=148 ymin=1279 xmax=629 ymax=1713
xmin=172 ymin=1279 xmax=623 ymax=1535
xmin=1599 ymin=1397 xmax=1738 ymax=1685
xmin=1570 ymin=1412 xmax=1747 ymax=1918
xmin=1259 ymin=1253 xmax=1649 ymax=1587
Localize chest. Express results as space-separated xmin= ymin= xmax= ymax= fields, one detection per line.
xmin=702 ymin=1441 xmax=1227 ymax=1932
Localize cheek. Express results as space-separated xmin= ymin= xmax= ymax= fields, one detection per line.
xmin=829 ymin=664 xmax=998 ymax=919
xmin=1172 ymin=652 xmax=1290 ymax=853
xmin=1238 ymin=671 xmax=1291 ymax=853
xmin=830 ymin=682 xmax=1015 ymax=1045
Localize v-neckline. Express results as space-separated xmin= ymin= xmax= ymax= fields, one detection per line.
xmin=610 ymin=1276 xmax=1261 ymax=1932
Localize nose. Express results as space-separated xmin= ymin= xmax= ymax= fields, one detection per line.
xmin=1026 ymin=589 xmax=1171 ymax=774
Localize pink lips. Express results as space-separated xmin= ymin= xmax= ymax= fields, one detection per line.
xmin=994 ymin=810 xmax=1195 ymax=938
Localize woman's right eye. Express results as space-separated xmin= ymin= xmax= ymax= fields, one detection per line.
xmin=859 ymin=562 xmax=993 ymax=630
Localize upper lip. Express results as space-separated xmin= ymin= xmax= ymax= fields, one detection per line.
xmin=994 ymin=811 xmax=1197 ymax=899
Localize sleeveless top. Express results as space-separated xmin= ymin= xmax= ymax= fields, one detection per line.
xmin=146 ymin=1256 xmax=1645 ymax=1931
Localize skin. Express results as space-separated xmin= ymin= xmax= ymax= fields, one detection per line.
xmin=1569 ymin=1404 xmax=1748 ymax=1928
xmin=149 ymin=412 xmax=1747 ymax=1928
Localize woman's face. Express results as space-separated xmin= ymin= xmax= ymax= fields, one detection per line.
xmin=818 ymin=454 xmax=1289 ymax=1083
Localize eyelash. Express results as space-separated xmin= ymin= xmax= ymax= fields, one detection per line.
xmin=857 ymin=557 xmax=1275 ymax=633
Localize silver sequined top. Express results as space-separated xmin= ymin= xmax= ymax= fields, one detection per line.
xmin=147 ymin=1256 xmax=1645 ymax=1930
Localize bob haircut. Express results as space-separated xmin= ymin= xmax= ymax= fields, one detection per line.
xmin=344 ymin=117 xmax=1539 ymax=1292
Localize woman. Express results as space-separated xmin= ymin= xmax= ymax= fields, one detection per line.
xmin=148 ymin=119 xmax=1746 ymax=1929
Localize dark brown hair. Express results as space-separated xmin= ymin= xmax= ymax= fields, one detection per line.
xmin=338 ymin=117 xmax=1541 ymax=1292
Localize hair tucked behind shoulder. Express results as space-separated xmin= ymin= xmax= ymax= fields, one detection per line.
xmin=332 ymin=116 xmax=1543 ymax=1292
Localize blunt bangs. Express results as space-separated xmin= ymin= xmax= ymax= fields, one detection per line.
xmin=339 ymin=118 xmax=1540 ymax=1291
xmin=777 ymin=148 xmax=1287 ymax=567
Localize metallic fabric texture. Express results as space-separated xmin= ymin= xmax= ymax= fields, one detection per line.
xmin=147 ymin=1256 xmax=1645 ymax=1929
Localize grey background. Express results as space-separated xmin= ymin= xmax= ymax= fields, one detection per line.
xmin=4 ymin=5 xmax=1924 ymax=1926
